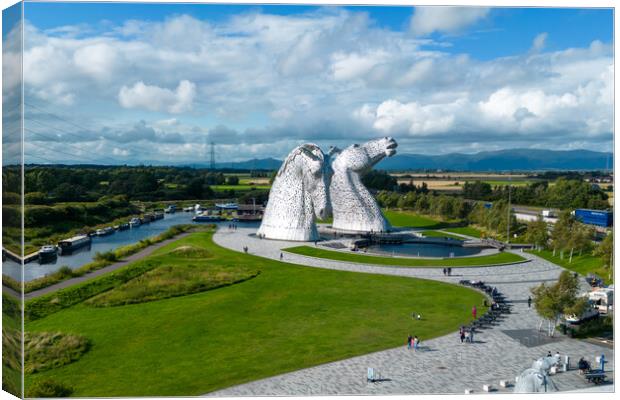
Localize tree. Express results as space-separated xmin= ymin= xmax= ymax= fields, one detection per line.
xmin=525 ymin=216 xmax=549 ymax=250
xmin=531 ymin=271 xmax=581 ymax=336
xmin=226 ymin=175 xmax=239 ymax=185
xmin=594 ymin=231 xmax=613 ymax=269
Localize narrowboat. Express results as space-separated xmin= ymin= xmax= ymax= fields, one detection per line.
xmin=129 ymin=217 xmax=141 ymax=228
xmin=58 ymin=235 xmax=92 ymax=255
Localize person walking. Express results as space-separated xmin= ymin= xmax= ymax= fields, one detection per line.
xmin=472 ymin=305 xmax=477 ymax=320
xmin=407 ymin=334 xmax=413 ymax=350
xmin=528 ymin=296 xmax=532 ymax=308
xmin=280 ymin=252 xmax=283 ymax=261
xmin=448 ymin=267 xmax=452 ymax=276
xmin=460 ymin=327 xmax=465 ymax=343
xmin=413 ymin=336 xmax=420 ymax=351
xmin=442 ymin=268 xmax=446 ymax=276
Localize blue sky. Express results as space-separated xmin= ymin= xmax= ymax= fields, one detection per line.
xmin=2 ymin=2 xmax=614 ymax=164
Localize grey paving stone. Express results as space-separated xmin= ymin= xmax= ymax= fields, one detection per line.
xmin=205 ymin=227 xmax=614 ymax=396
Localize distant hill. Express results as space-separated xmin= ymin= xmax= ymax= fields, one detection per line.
xmin=375 ymin=149 xmax=613 ymax=171
xmin=182 ymin=149 xmax=612 ymax=171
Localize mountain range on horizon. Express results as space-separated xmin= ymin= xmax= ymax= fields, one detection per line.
xmin=194 ymin=148 xmax=613 ymax=172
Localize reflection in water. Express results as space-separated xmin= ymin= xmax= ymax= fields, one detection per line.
xmin=365 ymin=242 xmax=483 ymax=258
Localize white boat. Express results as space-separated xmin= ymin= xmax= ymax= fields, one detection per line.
xmin=129 ymin=217 xmax=141 ymax=227
xmin=58 ymin=235 xmax=92 ymax=255
xmin=216 ymin=202 xmax=239 ymax=210
xmin=96 ymin=227 xmax=115 ymax=236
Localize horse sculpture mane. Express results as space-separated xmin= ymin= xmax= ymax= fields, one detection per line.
xmin=257 ymin=143 xmax=330 ymax=241
xmin=329 ymin=137 xmax=398 ymax=232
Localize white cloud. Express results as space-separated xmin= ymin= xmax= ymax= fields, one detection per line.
xmin=118 ymin=80 xmax=196 ymax=114
xmin=410 ymin=7 xmax=490 ymax=36
xmin=20 ymin=10 xmax=613 ymax=162
xmin=532 ymin=32 xmax=548 ymax=52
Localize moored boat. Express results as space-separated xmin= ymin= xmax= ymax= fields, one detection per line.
xmin=38 ymin=245 xmax=58 ymax=263
xmin=95 ymin=227 xmax=115 ymax=236
xmin=129 ymin=217 xmax=141 ymax=228
xmin=193 ymin=214 xmax=224 ymax=222
xmin=58 ymin=235 xmax=92 ymax=255
xmin=118 ymin=223 xmax=130 ymax=231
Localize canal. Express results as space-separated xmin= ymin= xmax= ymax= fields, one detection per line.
xmin=2 ymin=212 xmax=248 ymax=282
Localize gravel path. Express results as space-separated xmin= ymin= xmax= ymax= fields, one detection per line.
xmin=11 ymin=232 xmax=192 ymax=300
xmin=207 ymin=226 xmax=614 ymax=396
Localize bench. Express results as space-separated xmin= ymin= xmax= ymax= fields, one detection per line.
xmin=584 ymin=370 xmax=607 ymax=385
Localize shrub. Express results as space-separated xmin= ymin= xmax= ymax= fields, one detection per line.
xmin=94 ymin=250 xmax=118 ymax=263
xmin=25 ymin=332 xmax=90 ymax=373
xmin=26 ymin=379 xmax=73 ymax=398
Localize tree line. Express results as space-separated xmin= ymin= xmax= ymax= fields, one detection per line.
xmin=462 ymin=178 xmax=609 ymax=210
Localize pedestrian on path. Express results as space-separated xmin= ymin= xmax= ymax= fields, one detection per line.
xmin=442 ymin=268 xmax=446 ymax=276
xmin=459 ymin=327 xmax=465 ymax=343
xmin=413 ymin=336 xmax=420 ymax=351
xmin=448 ymin=267 xmax=452 ymax=276
xmin=407 ymin=334 xmax=412 ymax=349
xmin=472 ymin=305 xmax=477 ymax=320
xmin=280 ymin=252 xmax=283 ymax=261
xmin=528 ymin=296 xmax=532 ymax=308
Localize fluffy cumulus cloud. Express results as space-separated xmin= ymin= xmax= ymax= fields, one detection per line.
xmin=118 ymin=80 xmax=196 ymax=113
xmin=410 ymin=7 xmax=490 ymax=36
xmin=19 ymin=7 xmax=614 ymax=163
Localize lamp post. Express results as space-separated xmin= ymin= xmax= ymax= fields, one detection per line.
xmin=506 ymin=176 xmax=511 ymax=245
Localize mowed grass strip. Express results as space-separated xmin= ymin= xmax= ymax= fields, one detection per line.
xmin=527 ymin=249 xmax=611 ymax=284
xmin=285 ymin=246 xmax=525 ymax=267
xmin=383 ymin=210 xmax=452 ymax=229
xmin=25 ymin=232 xmax=487 ymax=396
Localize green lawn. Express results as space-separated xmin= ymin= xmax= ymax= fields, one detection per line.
xmin=527 ymin=249 xmax=612 ymax=284
xmin=211 ymin=184 xmax=271 ymax=191
xmin=285 ymin=246 xmax=525 ymax=267
xmin=420 ymin=230 xmax=464 ymax=240
xmin=383 ymin=210 xmax=453 ymax=229
xmin=25 ymin=232 xmax=487 ymax=396
xmin=443 ymin=226 xmax=483 ymax=238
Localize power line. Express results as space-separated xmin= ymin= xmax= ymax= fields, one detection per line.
xmin=24 ymin=101 xmax=146 ymax=159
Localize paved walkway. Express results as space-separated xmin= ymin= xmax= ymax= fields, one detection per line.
xmin=208 ymin=226 xmax=614 ymax=396
xmin=2 ymin=232 xmax=192 ymax=300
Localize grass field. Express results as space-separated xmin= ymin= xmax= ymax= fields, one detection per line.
xmin=25 ymin=231 xmax=487 ymax=396
xmin=211 ymin=184 xmax=271 ymax=191
xmin=527 ymin=249 xmax=611 ymax=284
xmin=420 ymin=230 xmax=464 ymax=240
xmin=383 ymin=210 xmax=453 ymax=229
xmin=443 ymin=226 xmax=483 ymax=238
xmin=285 ymin=246 xmax=525 ymax=267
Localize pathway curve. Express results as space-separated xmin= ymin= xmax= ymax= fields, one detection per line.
xmin=208 ymin=226 xmax=613 ymax=396
xmin=8 ymin=232 xmax=192 ymax=300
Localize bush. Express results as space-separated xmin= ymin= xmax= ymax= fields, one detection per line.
xmin=25 ymin=332 xmax=90 ymax=374
xmin=26 ymin=379 xmax=73 ymax=397
xmin=94 ymin=250 xmax=118 ymax=263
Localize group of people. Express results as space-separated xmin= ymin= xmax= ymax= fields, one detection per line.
xmin=459 ymin=325 xmax=475 ymax=343
xmin=406 ymin=334 xmax=421 ymax=351
xmin=243 ymin=246 xmax=249 ymax=253
xmin=441 ymin=268 xmax=453 ymax=276
xmin=228 ymin=223 xmax=239 ymax=230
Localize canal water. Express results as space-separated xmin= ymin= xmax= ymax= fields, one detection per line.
xmin=2 ymin=212 xmax=251 ymax=282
